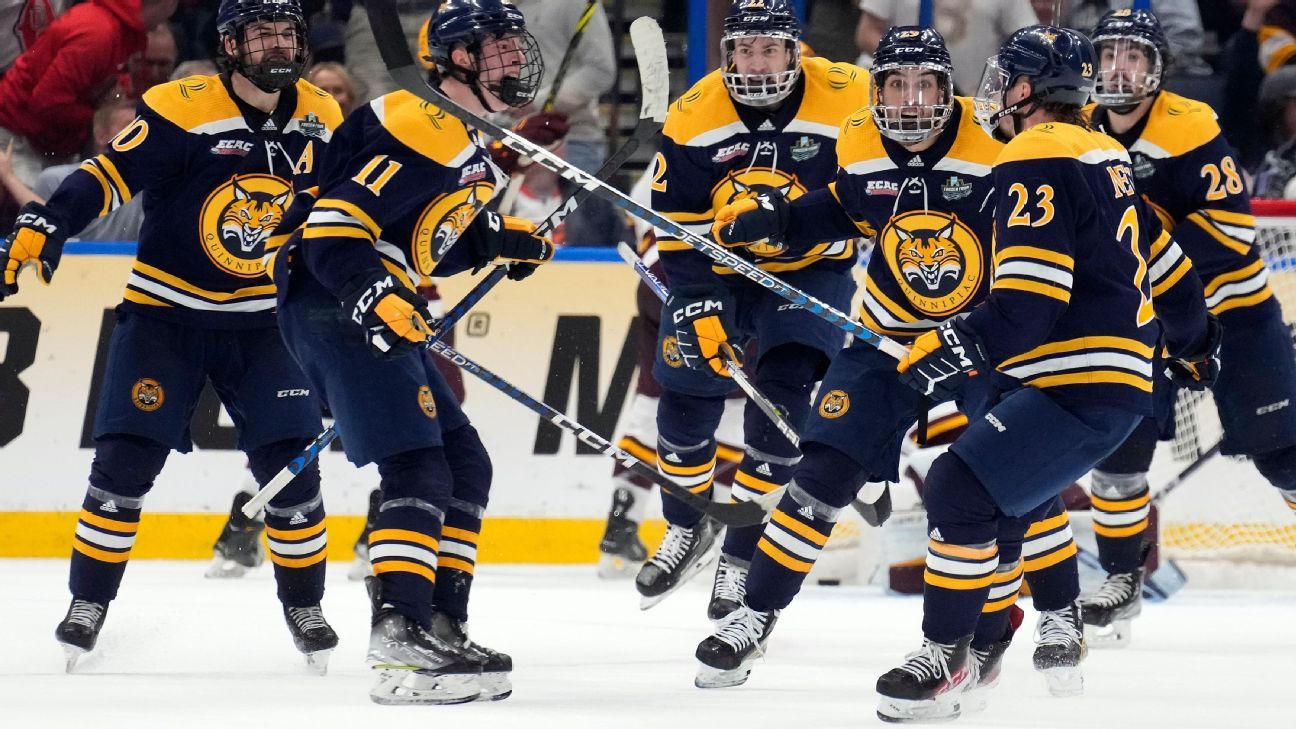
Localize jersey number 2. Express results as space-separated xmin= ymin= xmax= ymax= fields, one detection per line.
xmin=1118 ymin=205 xmax=1155 ymax=327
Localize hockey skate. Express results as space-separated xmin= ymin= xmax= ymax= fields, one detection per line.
xmin=597 ymin=487 xmax=647 ymax=579
xmin=365 ymin=577 xmax=482 ymax=705
xmin=55 ymin=598 xmax=108 ymax=672
xmin=694 ymin=604 xmax=778 ymax=688
xmin=283 ymin=605 xmax=339 ymax=675
xmin=707 ymin=554 xmax=748 ymax=621
xmin=963 ymin=605 xmax=1023 ymax=713
xmin=1079 ymin=570 xmax=1141 ymax=648
xmin=635 ymin=520 xmax=721 ymax=610
xmin=430 ymin=611 xmax=513 ymax=701
xmin=205 ymin=491 xmax=265 ymax=578
xmin=875 ymin=636 xmax=973 ymax=723
xmin=1033 ymin=603 xmax=1087 ymax=697
xmin=348 ymin=488 xmax=382 ymax=581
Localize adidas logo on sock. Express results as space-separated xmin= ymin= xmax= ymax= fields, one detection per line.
xmin=663 ymin=452 xmax=682 ymax=463
xmin=100 ymin=500 xmax=118 ymax=513
xmin=797 ymin=504 xmax=815 ymax=520
xmin=758 ymin=119 xmax=776 ymax=131
xmin=289 ymin=511 xmax=308 ymax=525
xmin=756 ymin=463 xmax=772 ymax=477
xmin=929 ymin=527 xmax=944 ymax=541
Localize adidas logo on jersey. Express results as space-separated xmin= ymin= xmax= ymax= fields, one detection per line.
xmin=907 ymin=156 xmax=924 ymax=167
xmin=261 ymin=118 xmax=278 ymax=132
xmin=929 ymin=527 xmax=944 ymax=541
xmin=100 ymin=500 xmax=118 ymax=513
xmin=797 ymin=504 xmax=815 ymax=520
xmin=756 ymin=463 xmax=772 ymax=477
xmin=758 ymin=120 xmax=776 ymax=132
xmin=289 ymin=512 xmax=308 ymax=525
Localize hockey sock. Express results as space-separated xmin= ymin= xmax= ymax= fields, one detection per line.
xmin=69 ymin=435 xmax=168 ymax=604
xmin=371 ymin=446 xmax=454 ymax=629
xmin=1022 ymin=502 xmax=1080 ymax=611
xmin=744 ymin=481 xmax=838 ymax=612
xmin=921 ymin=453 xmax=1000 ymax=644
xmin=250 ymin=438 xmax=327 ymax=607
xmin=1090 ymin=470 xmax=1150 ymax=575
xmin=723 ymin=451 xmax=796 ymax=561
xmin=657 ymin=391 xmax=725 ymax=528
xmin=973 ymin=556 xmax=1023 ymax=650
xmin=434 ymin=424 xmax=492 ymax=622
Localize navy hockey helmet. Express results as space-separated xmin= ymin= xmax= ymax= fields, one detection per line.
xmin=973 ymin=25 xmax=1096 ymax=135
xmin=721 ymin=0 xmax=803 ymax=107
xmin=216 ymin=0 xmax=307 ymax=93
xmin=422 ymin=0 xmax=544 ymax=110
xmin=869 ymin=26 xmax=954 ymax=144
xmin=1091 ymin=8 xmax=1169 ymax=109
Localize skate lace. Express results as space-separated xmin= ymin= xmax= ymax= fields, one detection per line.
xmin=650 ymin=524 xmax=695 ymax=570
xmin=712 ymin=606 xmax=768 ymax=652
xmin=287 ymin=606 xmax=329 ymax=632
xmin=898 ymin=639 xmax=953 ymax=683
xmin=1034 ymin=609 xmax=1081 ymax=648
xmin=712 ymin=559 xmax=747 ymax=605
xmin=67 ymin=601 xmax=104 ymax=628
xmin=1088 ymin=572 xmax=1138 ymax=608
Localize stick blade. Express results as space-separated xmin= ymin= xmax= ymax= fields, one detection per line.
xmin=629 ymin=17 xmax=669 ymax=123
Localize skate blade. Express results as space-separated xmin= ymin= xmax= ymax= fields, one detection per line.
xmin=1083 ymin=619 xmax=1131 ymax=649
xmin=961 ymin=677 xmax=999 ymax=714
xmin=1038 ymin=666 xmax=1084 ymax=697
xmin=695 ymin=661 xmax=754 ymax=689
xmin=369 ymin=667 xmax=482 ymax=705
xmin=61 ymin=644 xmax=87 ymax=673
xmin=476 ymin=671 xmax=512 ymax=701
xmin=303 ymin=648 xmax=332 ymax=676
xmin=876 ymin=695 xmax=962 ymax=723
xmin=636 ymin=540 xmax=721 ymax=611
xmin=597 ymin=553 xmax=640 ymax=580
xmin=204 ymin=554 xmax=258 ymax=579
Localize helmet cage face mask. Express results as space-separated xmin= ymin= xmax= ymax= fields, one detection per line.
xmin=1093 ymin=35 xmax=1162 ymax=107
xmin=869 ymin=62 xmax=954 ymax=143
xmin=459 ymin=30 xmax=545 ymax=109
xmin=223 ymin=14 xmax=307 ymax=92
xmin=721 ymin=31 xmax=802 ymax=107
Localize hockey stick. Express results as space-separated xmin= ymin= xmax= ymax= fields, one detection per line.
xmin=425 ymin=338 xmax=767 ymax=526
xmin=365 ymin=0 xmax=910 ymax=363
xmin=542 ymin=0 xmax=600 ymax=113
xmin=1152 ymin=440 xmax=1220 ymax=506
xmin=241 ymin=21 xmax=671 ymax=519
xmin=617 ymin=241 xmax=802 ymax=449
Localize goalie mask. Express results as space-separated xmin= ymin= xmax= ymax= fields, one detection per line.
xmin=1091 ymin=8 xmax=1169 ymax=112
xmin=423 ymin=0 xmax=545 ymax=111
xmin=721 ymin=0 xmax=802 ymax=108
xmin=869 ymin=26 xmax=954 ymax=144
xmin=216 ymin=0 xmax=307 ymax=93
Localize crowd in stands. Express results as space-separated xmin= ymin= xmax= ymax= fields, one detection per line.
xmin=3 ymin=0 xmax=1296 ymax=242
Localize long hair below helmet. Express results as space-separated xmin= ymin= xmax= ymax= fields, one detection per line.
xmin=216 ymin=0 xmax=307 ymax=93
xmin=721 ymin=0 xmax=803 ymax=107
xmin=422 ymin=0 xmax=545 ymax=110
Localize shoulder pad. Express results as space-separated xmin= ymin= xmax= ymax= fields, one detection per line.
xmin=1133 ymin=91 xmax=1221 ymax=159
xmin=142 ymin=75 xmax=242 ymax=133
xmin=996 ymin=122 xmax=1128 ymax=166
xmin=794 ymin=57 xmax=870 ymax=137
xmin=292 ymin=79 xmax=345 ymax=131
xmin=662 ymin=71 xmax=743 ymax=147
xmin=942 ymin=97 xmax=1003 ymax=172
xmin=836 ymin=108 xmax=887 ymax=171
xmin=372 ymin=90 xmax=475 ymax=167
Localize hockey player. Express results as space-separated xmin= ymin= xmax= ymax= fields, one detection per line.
xmin=692 ymin=25 xmax=1003 ymax=689
xmin=870 ymin=26 xmax=1219 ymax=722
xmin=637 ymin=0 xmax=868 ymax=617
xmin=0 ymin=0 xmax=343 ymax=672
xmin=1078 ymin=7 xmax=1296 ymax=646
xmin=272 ymin=0 xmax=550 ymax=705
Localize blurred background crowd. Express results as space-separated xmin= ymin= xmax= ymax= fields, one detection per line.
xmin=1 ymin=0 xmax=1294 ymax=241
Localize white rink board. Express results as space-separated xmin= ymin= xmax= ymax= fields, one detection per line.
xmin=0 ymin=255 xmax=645 ymax=518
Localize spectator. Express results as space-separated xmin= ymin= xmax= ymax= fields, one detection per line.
xmin=1251 ymin=66 xmax=1296 ymax=197
xmin=170 ymin=57 xmax=218 ymax=80
xmin=490 ymin=111 xmax=571 ymax=244
xmin=343 ymin=0 xmax=425 ymax=103
xmin=1223 ymin=0 xmax=1279 ymax=168
xmin=0 ymin=0 xmax=178 ymax=190
xmin=123 ymin=23 xmax=179 ymax=98
xmin=0 ymin=95 xmax=144 ymax=239
xmin=0 ymin=0 xmax=66 ymax=72
xmin=1063 ymin=1 xmax=1210 ymax=74
xmin=307 ymin=61 xmax=363 ymax=115
xmin=1258 ymin=0 xmax=1296 ymax=71
xmin=855 ymin=0 xmax=1039 ymax=94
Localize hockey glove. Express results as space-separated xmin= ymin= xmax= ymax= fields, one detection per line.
xmin=1 ymin=201 xmax=69 ymax=300
xmin=340 ymin=271 xmax=436 ymax=358
xmin=471 ymin=211 xmax=554 ymax=280
xmin=488 ymin=112 xmax=570 ymax=175
xmin=1165 ymin=313 xmax=1222 ymax=391
xmin=669 ymin=287 xmax=740 ymax=378
xmin=852 ymin=482 xmax=893 ymax=527
xmin=897 ymin=319 xmax=988 ymax=402
xmin=711 ymin=184 xmax=790 ymax=257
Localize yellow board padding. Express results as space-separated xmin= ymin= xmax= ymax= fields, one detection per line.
xmin=0 ymin=513 xmax=668 ymax=563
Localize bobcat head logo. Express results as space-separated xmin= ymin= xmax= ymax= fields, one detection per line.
xmin=432 ymin=187 xmax=479 ymax=259
xmin=895 ymin=218 xmax=962 ymax=293
xmin=819 ymin=389 xmax=850 ymax=419
xmin=413 ymin=183 xmax=495 ymax=276
xmin=222 ymin=177 xmax=290 ymax=254
xmin=131 ymin=378 xmax=165 ymax=412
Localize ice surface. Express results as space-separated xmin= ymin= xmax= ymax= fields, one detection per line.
xmin=1 ymin=560 xmax=1289 ymax=729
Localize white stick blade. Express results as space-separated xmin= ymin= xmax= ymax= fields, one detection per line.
xmin=629 ymin=17 xmax=669 ymax=123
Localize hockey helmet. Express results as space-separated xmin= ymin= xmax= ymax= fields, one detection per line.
xmin=422 ymin=0 xmax=544 ymax=109
xmin=869 ymin=26 xmax=954 ymax=144
xmin=973 ymin=25 xmax=1096 ymax=136
xmin=1091 ymin=8 xmax=1169 ymax=109
xmin=721 ymin=0 xmax=803 ymax=108
xmin=216 ymin=0 xmax=307 ymax=93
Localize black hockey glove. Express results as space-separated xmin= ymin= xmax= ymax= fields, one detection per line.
xmin=1166 ymin=313 xmax=1222 ymax=391
xmin=471 ymin=210 xmax=554 ymax=281
xmin=1 ymin=201 xmax=69 ymax=300
xmin=339 ymin=270 xmax=435 ymax=358
xmin=851 ymin=482 xmax=893 ymax=527
xmin=897 ymin=319 xmax=988 ymax=402
xmin=711 ymin=184 xmax=790 ymax=257
xmin=668 ymin=287 xmax=740 ymax=378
